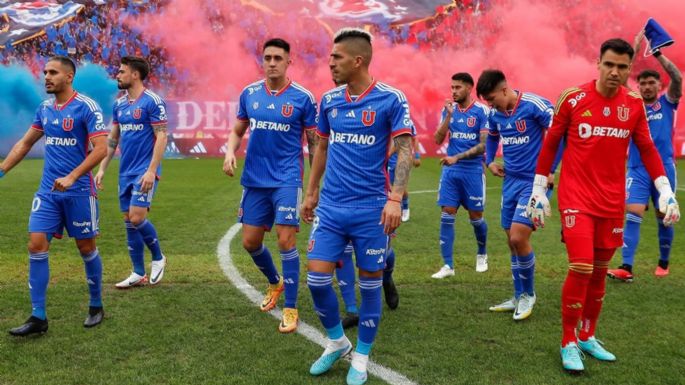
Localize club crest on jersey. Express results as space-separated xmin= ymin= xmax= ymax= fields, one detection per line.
xmin=565 ymin=215 xmax=575 ymax=228
xmin=652 ymin=101 xmax=661 ymax=111
xmin=133 ymin=108 xmax=142 ymax=119
xmin=603 ymin=106 xmax=610 ymax=117
xmin=515 ymin=120 xmax=526 ymax=133
xmin=62 ymin=118 xmax=74 ymax=131
xmin=281 ymin=104 xmax=293 ymax=118
xmin=362 ymin=110 xmax=376 ymax=127
xmin=467 ymin=117 xmax=476 ymax=127
xmin=617 ymin=106 xmax=630 ymax=122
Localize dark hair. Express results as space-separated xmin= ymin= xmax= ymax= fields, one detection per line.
xmin=476 ymin=69 xmax=506 ymax=98
xmin=121 ymin=56 xmax=150 ymax=80
xmin=333 ymin=28 xmax=372 ymax=45
xmin=451 ymin=72 xmax=474 ymax=86
xmin=48 ymin=55 xmax=76 ymax=74
xmin=263 ymin=38 xmax=290 ymax=53
xmin=600 ymin=38 xmax=634 ymax=60
xmin=637 ymin=69 xmax=661 ymax=81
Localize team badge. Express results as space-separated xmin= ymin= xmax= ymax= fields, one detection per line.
xmin=252 ymin=102 xmax=259 ymax=110
xmin=362 ymin=110 xmax=376 ymax=126
xmin=515 ymin=120 xmax=526 ymax=133
xmin=617 ymin=106 xmax=630 ymax=122
xmin=603 ymin=106 xmax=610 ymax=117
xmin=331 ymin=108 xmax=338 ymax=118
xmin=307 ymin=239 xmax=315 ymax=252
xmin=652 ymin=101 xmax=661 ymax=111
xmin=467 ymin=117 xmax=476 ymax=127
xmin=565 ymin=215 xmax=575 ymax=228
xmin=133 ymin=108 xmax=142 ymax=119
xmin=62 ymin=118 xmax=74 ymax=131
xmin=281 ymin=104 xmax=293 ymax=117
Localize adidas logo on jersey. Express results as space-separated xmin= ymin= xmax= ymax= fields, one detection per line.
xmin=346 ymin=110 xmax=356 ymax=118
xmin=506 ymin=123 xmax=512 ymax=129
xmin=458 ymin=118 xmax=464 ymax=123
xmin=582 ymin=110 xmax=592 ymax=117
xmin=361 ymin=320 xmax=376 ymax=328
xmin=52 ymin=119 xmax=59 ymax=125
xmin=267 ymin=103 xmax=275 ymax=110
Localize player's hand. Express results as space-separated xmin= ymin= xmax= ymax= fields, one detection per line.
xmin=52 ymin=174 xmax=76 ymax=192
xmin=444 ymin=99 xmax=455 ymax=115
xmin=633 ymin=29 xmax=645 ymax=53
xmin=526 ymin=174 xmax=551 ymax=229
xmin=301 ymin=191 xmax=319 ymax=224
xmin=94 ymin=170 xmax=105 ymax=190
xmin=223 ymin=152 xmax=237 ymax=177
xmin=547 ymin=173 xmax=555 ymax=191
xmin=413 ymin=157 xmax=421 ymax=167
xmin=139 ymin=171 xmax=156 ymax=193
xmin=440 ymin=156 xmax=458 ymax=166
xmin=487 ymin=162 xmax=505 ymax=177
xmin=655 ymin=176 xmax=680 ymax=226
xmin=381 ymin=199 xmax=402 ymax=234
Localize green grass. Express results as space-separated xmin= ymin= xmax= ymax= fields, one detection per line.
xmin=1 ymin=158 xmax=684 ymax=385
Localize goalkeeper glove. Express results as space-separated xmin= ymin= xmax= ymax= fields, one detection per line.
xmin=526 ymin=174 xmax=551 ymax=228
xmin=655 ymin=176 xmax=680 ymax=226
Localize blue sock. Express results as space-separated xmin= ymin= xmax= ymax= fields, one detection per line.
xmin=440 ymin=212 xmax=455 ymax=268
xmin=81 ymin=249 xmax=103 ymax=308
xmin=517 ymin=252 xmax=536 ymax=295
xmin=383 ymin=247 xmax=395 ymax=282
xmin=125 ymin=220 xmax=145 ymax=276
xmin=136 ymin=219 xmax=163 ymax=261
xmin=307 ymin=272 xmax=341 ymax=330
xmin=336 ymin=243 xmax=357 ymax=313
xmin=29 ymin=251 xmax=49 ymax=320
xmin=357 ymin=276 xmax=382 ymax=354
xmin=511 ymin=255 xmax=523 ymax=298
xmin=470 ymin=218 xmax=487 ymax=255
xmin=657 ymin=217 xmax=674 ymax=264
xmin=280 ymin=248 xmax=299 ymax=309
xmin=401 ymin=197 xmax=409 ymax=211
xmin=249 ymin=245 xmax=280 ymax=284
xmin=621 ymin=212 xmax=642 ymax=267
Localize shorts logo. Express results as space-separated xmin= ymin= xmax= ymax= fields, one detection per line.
xmin=307 ymin=239 xmax=315 ymax=252
xmin=617 ymin=106 xmax=630 ymax=122
xmin=565 ymin=215 xmax=576 ymax=228
xmin=467 ymin=117 xmax=476 ymax=127
xmin=133 ymin=108 xmax=142 ymax=119
xmin=361 ymin=110 xmax=376 ymax=127
xmin=603 ymin=106 xmax=610 ymax=117
xmin=515 ymin=120 xmax=526 ymax=133
xmin=281 ymin=104 xmax=293 ymax=118
xmin=612 ymin=227 xmax=623 ymax=234
xmin=62 ymin=118 xmax=74 ymax=131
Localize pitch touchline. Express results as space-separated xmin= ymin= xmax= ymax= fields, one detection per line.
xmin=410 ymin=187 xmax=498 ymax=194
xmin=217 ymin=223 xmax=420 ymax=385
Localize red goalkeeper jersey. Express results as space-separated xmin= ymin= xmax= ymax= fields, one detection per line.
xmin=536 ymin=81 xmax=666 ymax=219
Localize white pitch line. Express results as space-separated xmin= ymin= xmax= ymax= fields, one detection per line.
xmin=217 ymin=223 xmax=420 ymax=385
xmin=409 ymin=186 xmax=499 ymax=194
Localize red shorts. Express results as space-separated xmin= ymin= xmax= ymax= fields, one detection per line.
xmin=560 ymin=210 xmax=623 ymax=250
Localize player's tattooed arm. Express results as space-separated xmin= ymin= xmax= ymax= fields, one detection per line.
xmin=440 ymin=131 xmax=487 ymax=166
xmin=392 ymin=134 xmax=413 ymax=194
xmin=153 ymin=123 xmax=168 ymax=134
xmin=305 ymin=129 xmax=319 ymax=166
xmin=657 ymin=54 xmax=682 ymax=103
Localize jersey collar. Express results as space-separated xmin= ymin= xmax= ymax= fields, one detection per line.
xmin=504 ymin=90 xmax=522 ymax=117
xmin=264 ymin=79 xmax=292 ymax=97
xmin=457 ymin=100 xmax=475 ymax=113
xmin=345 ymin=79 xmax=376 ymax=103
xmin=128 ymin=88 xmax=146 ymax=104
xmin=54 ymin=91 xmax=78 ymax=111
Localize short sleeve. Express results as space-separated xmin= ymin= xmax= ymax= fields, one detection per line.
xmin=389 ymin=93 xmax=413 ymax=138
xmin=84 ymin=103 xmax=109 ymax=138
xmin=237 ymin=89 xmax=249 ymax=121
xmin=31 ymin=105 xmax=44 ymax=131
xmin=316 ymin=99 xmax=330 ymax=138
xmin=148 ymin=96 xmax=167 ymax=125
xmin=302 ymin=95 xmax=318 ymax=130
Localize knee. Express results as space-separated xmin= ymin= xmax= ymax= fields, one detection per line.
xmin=508 ymin=234 xmax=529 ymax=253
xmin=277 ymin=234 xmax=296 ymax=251
xmin=77 ymin=242 xmax=97 ymax=255
xmin=128 ymin=213 xmax=146 ymax=226
xmin=27 ymin=240 xmax=49 ymax=254
xmin=442 ymin=207 xmax=457 ymax=216
xmin=242 ymin=238 xmax=262 ymax=254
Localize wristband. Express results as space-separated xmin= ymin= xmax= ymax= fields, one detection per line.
xmin=414 ymin=152 xmax=420 ymax=160
xmin=387 ymin=197 xmax=401 ymax=203
xmin=653 ymin=49 xmax=663 ymax=58
xmin=0 ymin=168 xmax=4 ymax=178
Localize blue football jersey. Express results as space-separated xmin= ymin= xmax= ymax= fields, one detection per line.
xmin=237 ymin=79 xmax=318 ymax=188
xmin=628 ymin=94 xmax=678 ymax=168
xmin=487 ymin=91 xmax=553 ymax=179
xmin=31 ymin=92 xmax=108 ymax=195
xmin=442 ymin=100 xmax=489 ymax=171
xmin=113 ymin=89 xmax=167 ymax=177
xmin=318 ymin=81 xmax=414 ymax=208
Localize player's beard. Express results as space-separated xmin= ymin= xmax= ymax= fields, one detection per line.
xmin=117 ymin=81 xmax=130 ymax=90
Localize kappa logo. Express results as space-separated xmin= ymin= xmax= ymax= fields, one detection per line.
xmin=281 ymin=104 xmax=293 ymax=117
xmin=515 ymin=120 xmax=527 ymax=133
xmin=467 ymin=117 xmax=476 ymax=127
xmin=617 ymin=106 xmax=630 ymax=122
xmin=346 ymin=110 xmax=356 ymax=118
xmin=133 ymin=108 xmax=142 ymax=119
xmin=62 ymin=118 xmax=74 ymax=131
xmin=267 ymin=103 xmax=275 ymax=110
xmin=582 ymin=110 xmax=592 ymax=117
xmin=362 ymin=110 xmax=376 ymax=126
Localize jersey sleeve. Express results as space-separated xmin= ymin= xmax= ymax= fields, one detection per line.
xmin=661 ymin=94 xmax=679 ymax=110
xmin=237 ymin=89 xmax=249 ymax=122
xmin=148 ymin=96 xmax=168 ymax=126
xmin=535 ymin=90 xmax=571 ymax=175
xmin=84 ymin=103 xmax=109 ymax=139
xmin=479 ymin=106 xmax=490 ymax=132
xmin=111 ymin=103 xmax=119 ymax=127
xmin=316 ymin=99 xmax=330 ymax=138
xmin=31 ymin=105 xmax=44 ymax=131
xmin=390 ymin=95 xmax=413 ymax=138
xmin=302 ymin=95 xmax=318 ymax=130
xmin=632 ymin=102 xmax=667 ymax=179
xmin=487 ymin=111 xmax=499 ymax=136
xmin=536 ymin=99 xmax=555 ymax=129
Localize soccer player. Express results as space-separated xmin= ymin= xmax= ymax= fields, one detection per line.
xmin=607 ymin=32 xmax=682 ymax=281
xmin=1 ymin=56 xmax=108 ymax=336
xmin=223 ymin=38 xmax=318 ymax=334
xmin=476 ymin=69 xmax=554 ymax=320
xmin=432 ymin=72 xmax=490 ymax=278
xmin=95 ymin=56 xmax=169 ymax=288
xmin=527 ymin=38 xmax=680 ymax=373
xmin=301 ymin=28 xmax=414 ymax=385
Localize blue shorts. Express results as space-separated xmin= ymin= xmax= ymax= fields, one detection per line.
xmin=119 ymin=174 xmax=158 ymax=212
xmin=626 ymin=164 xmax=677 ymax=210
xmin=307 ymin=204 xmax=388 ymax=272
xmin=437 ymin=169 xmax=485 ymax=211
xmin=238 ymin=186 xmax=301 ymax=230
xmin=501 ymin=176 xmax=534 ymax=230
xmin=28 ymin=192 xmax=99 ymax=239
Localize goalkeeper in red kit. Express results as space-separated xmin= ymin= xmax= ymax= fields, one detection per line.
xmin=526 ymin=38 xmax=680 ymax=374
